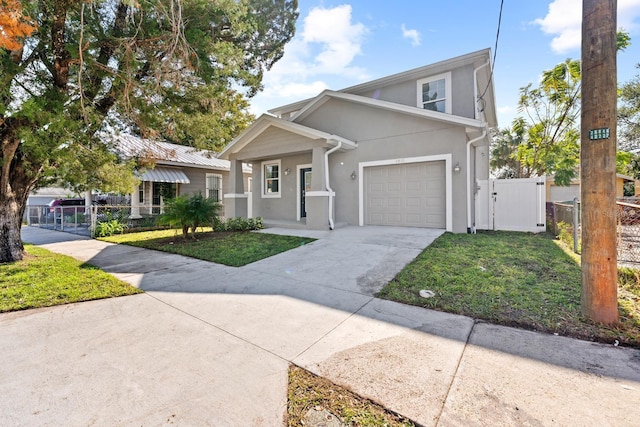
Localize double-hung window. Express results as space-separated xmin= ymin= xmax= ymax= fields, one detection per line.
xmin=262 ymin=160 xmax=281 ymax=198
xmin=205 ymin=173 xmax=223 ymax=202
xmin=417 ymin=72 xmax=451 ymax=114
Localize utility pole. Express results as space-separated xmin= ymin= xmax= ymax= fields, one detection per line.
xmin=580 ymin=0 xmax=618 ymax=324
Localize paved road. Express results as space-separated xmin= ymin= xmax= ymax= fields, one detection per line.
xmin=2 ymin=226 xmax=639 ymax=426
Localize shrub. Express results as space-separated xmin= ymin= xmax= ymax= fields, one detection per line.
xmin=213 ymin=216 xmax=263 ymax=232
xmin=93 ymin=211 xmax=128 ymax=237
xmin=94 ymin=218 xmax=127 ymax=237
xmin=159 ymin=193 xmax=221 ymax=239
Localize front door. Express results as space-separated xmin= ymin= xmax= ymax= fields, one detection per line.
xmin=300 ymin=167 xmax=312 ymax=218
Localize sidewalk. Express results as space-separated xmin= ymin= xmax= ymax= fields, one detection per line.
xmin=2 ymin=226 xmax=639 ymax=426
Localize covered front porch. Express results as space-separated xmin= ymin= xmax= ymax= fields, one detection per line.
xmin=219 ymin=115 xmax=356 ymax=230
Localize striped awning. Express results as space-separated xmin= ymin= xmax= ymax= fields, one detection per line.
xmin=140 ymin=167 xmax=190 ymax=184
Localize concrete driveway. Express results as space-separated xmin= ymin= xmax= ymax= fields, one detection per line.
xmin=2 ymin=226 xmax=639 ymax=426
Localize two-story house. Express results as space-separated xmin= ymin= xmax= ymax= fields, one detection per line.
xmin=219 ymin=49 xmax=497 ymax=233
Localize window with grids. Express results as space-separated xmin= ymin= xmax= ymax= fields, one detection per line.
xmin=262 ymin=160 xmax=281 ymax=197
xmin=205 ymin=173 xmax=222 ymax=202
xmin=417 ymin=73 xmax=451 ymax=114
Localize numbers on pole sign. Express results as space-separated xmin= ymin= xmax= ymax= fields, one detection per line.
xmin=588 ymin=128 xmax=610 ymax=140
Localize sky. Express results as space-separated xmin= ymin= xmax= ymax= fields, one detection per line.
xmin=249 ymin=0 xmax=640 ymax=129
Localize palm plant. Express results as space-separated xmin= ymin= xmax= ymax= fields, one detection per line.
xmin=160 ymin=193 xmax=220 ymax=239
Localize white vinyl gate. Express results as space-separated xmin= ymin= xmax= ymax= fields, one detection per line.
xmin=476 ymin=177 xmax=546 ymax=233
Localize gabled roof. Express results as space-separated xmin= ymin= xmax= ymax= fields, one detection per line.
xmin=111 ymin=134 xmax=251 ymax=172
xmin=292 ymin=90 xmax=485 ymax=131
xmin=268 ymin=48 xmax=496 ymax=127
xmin=218 ymin=114 xmax=357 ymax=159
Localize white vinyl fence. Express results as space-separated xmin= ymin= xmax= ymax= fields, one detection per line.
xmin=476 ymin=177 xmax=546 ymax=233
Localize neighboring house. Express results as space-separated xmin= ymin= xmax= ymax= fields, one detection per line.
xmin=546 ymin=174 xmax=636 ymax=202
xmin=27 ymin=187 xmax=78 ymax=207
xmin=28 ymin=136 xmax=252 ymax=219
xmin=114 ymin=135 xmax=252 ymax=218
xmin=219 ymin=49 xmax=497 ymax=232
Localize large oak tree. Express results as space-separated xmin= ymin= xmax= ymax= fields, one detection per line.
xmin=0 ymin=0 xmax=298 ymax=262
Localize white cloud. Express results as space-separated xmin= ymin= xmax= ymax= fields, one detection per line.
xmin=497 ymin=106 xmax=513 ymax=114
xmin=261 ymin=81 xmax=329 ymax=99
xmin=301 ymin=5 xmax=368 ymax=75
xmin=534 ymin=0 xmax=640 ymax=54
xmin=401 ymin=24 xmax=421 ymax=47
xmin=250 ymin=5 xmax=370 ymax=115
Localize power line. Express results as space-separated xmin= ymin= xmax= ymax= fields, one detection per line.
xmin=479 ymin=0 xmax=504 ymax=102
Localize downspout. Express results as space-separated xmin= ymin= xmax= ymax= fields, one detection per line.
xmin=466 ymin=58 xmax=491 ymax=233
xmin=325 ymin=140 xmax=342 ymax=230
xmin=466 ymin=128 xmax=487 ymax=233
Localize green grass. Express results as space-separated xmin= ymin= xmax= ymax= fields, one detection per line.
xmin=100 ymin=229 xmax=315 ymax=267
xmin=0 ymin=245 xmax=142 ymax=313
xmin=378 ymin=231 xmax=640 ymax=348
xmin=287 ymin=365 xmax=415 ymax=427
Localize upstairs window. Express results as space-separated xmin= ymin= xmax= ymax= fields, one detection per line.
xmin=206 ymin=173 xmax=222 ymax=202
xmin=417 ymin=72 xmax=451 ymax=114
xmin=262 ymin=160 xmax=281 ymax=198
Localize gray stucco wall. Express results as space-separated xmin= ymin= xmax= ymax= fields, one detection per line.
xmin=353 ymin=64 xmax=476 ymax=121
xmin=250 ymin=153 xmax=312 ymax=222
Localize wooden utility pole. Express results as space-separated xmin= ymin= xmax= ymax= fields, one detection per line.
xmin=580 ymin=0 xmax=618 ymax=324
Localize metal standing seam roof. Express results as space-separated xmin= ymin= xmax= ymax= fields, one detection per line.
xmin=111 ymin=134 xmax=252 ymax=173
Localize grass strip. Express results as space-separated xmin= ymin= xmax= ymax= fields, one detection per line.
xmin=1 ymin=245 xmax=141 ymax=313
xmin=378 ymin=231 xmax=640 ymax=348
xmin=288 ymin=365 xmax=415 ymax=427
xmin=101 ymin=229 xmax=315 ymax=267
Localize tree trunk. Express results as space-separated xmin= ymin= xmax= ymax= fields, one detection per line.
xmin=1 ymin=126 xmax=36 ymax=263
xmin=0 ymin=193 xmax=25 ymax=262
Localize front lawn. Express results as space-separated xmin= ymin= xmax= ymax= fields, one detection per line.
xmin=100 ymin=229 xmax=316 ymax=267
xmin=1 ymin=245 xmax=142 ymax=313
xmin=378 ymin=231 xmax=640 ymax=348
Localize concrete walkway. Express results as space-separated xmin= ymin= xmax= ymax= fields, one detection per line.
xmin=2 ymin=226 xmax=639 ymax=426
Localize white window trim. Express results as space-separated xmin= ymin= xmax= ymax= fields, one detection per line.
xmin=358 ymin=154 xmax=452 ymax=232
xmin=205 ymin=173 xmax=223 ymax=203
xmin=416 ymin=72 xmax=452 ymax=114
xmin=261 ymin=159 xmax=282 ymax=198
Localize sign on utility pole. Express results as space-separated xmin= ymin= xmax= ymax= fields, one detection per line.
xmin=580 ymin=0 xmax=618 ymax=324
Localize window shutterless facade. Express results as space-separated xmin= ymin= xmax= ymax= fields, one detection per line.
xmin=417 ymin=72 xmax=451 ymax=114
xmin=206 ymin=173 xmax=223 ymax=202
xmin=262 ymin=160 xmax=281 ymax=198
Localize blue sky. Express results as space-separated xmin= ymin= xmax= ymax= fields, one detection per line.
xmin=249 ymin=0 xmax=640 ymax=129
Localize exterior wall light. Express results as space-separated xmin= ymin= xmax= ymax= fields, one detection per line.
xmin=351 ymin=171 xmax=357 ymax=180
xmin=453 ymin=163 xmax=461 ymax=173
xmin=284 ymin=168 xmax=291 ymax=176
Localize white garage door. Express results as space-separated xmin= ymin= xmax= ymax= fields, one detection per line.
xmin=365 ymin=161 xmax=446 ymax=228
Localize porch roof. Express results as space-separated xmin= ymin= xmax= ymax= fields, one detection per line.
xmin=218 ymin=115 xmax=357 ymax=160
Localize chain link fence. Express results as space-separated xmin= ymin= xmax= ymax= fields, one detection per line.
xmin=549 ymin=198 xmax=640 ymax=267
xmin=25 ymin=204 xmax=164 ymax=237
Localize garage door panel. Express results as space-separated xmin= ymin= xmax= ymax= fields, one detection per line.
xmin=406 ymin=181 xmax=422 ymax=192
xmin=365 ymin=161 xmax=445 ymax=228
xmin=387 ymin=182 xmax=402 ymax=192
xmin=405 ymin=197 xmax=421 ymax=208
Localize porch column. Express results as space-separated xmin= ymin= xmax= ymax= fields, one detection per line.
xmin=305 ymin=146 xmax=330 ymax=229
xmin=130 ymin=183 xmax=141 ymax=219
xmin=223 ymin=157 xmax=248 ymax=218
